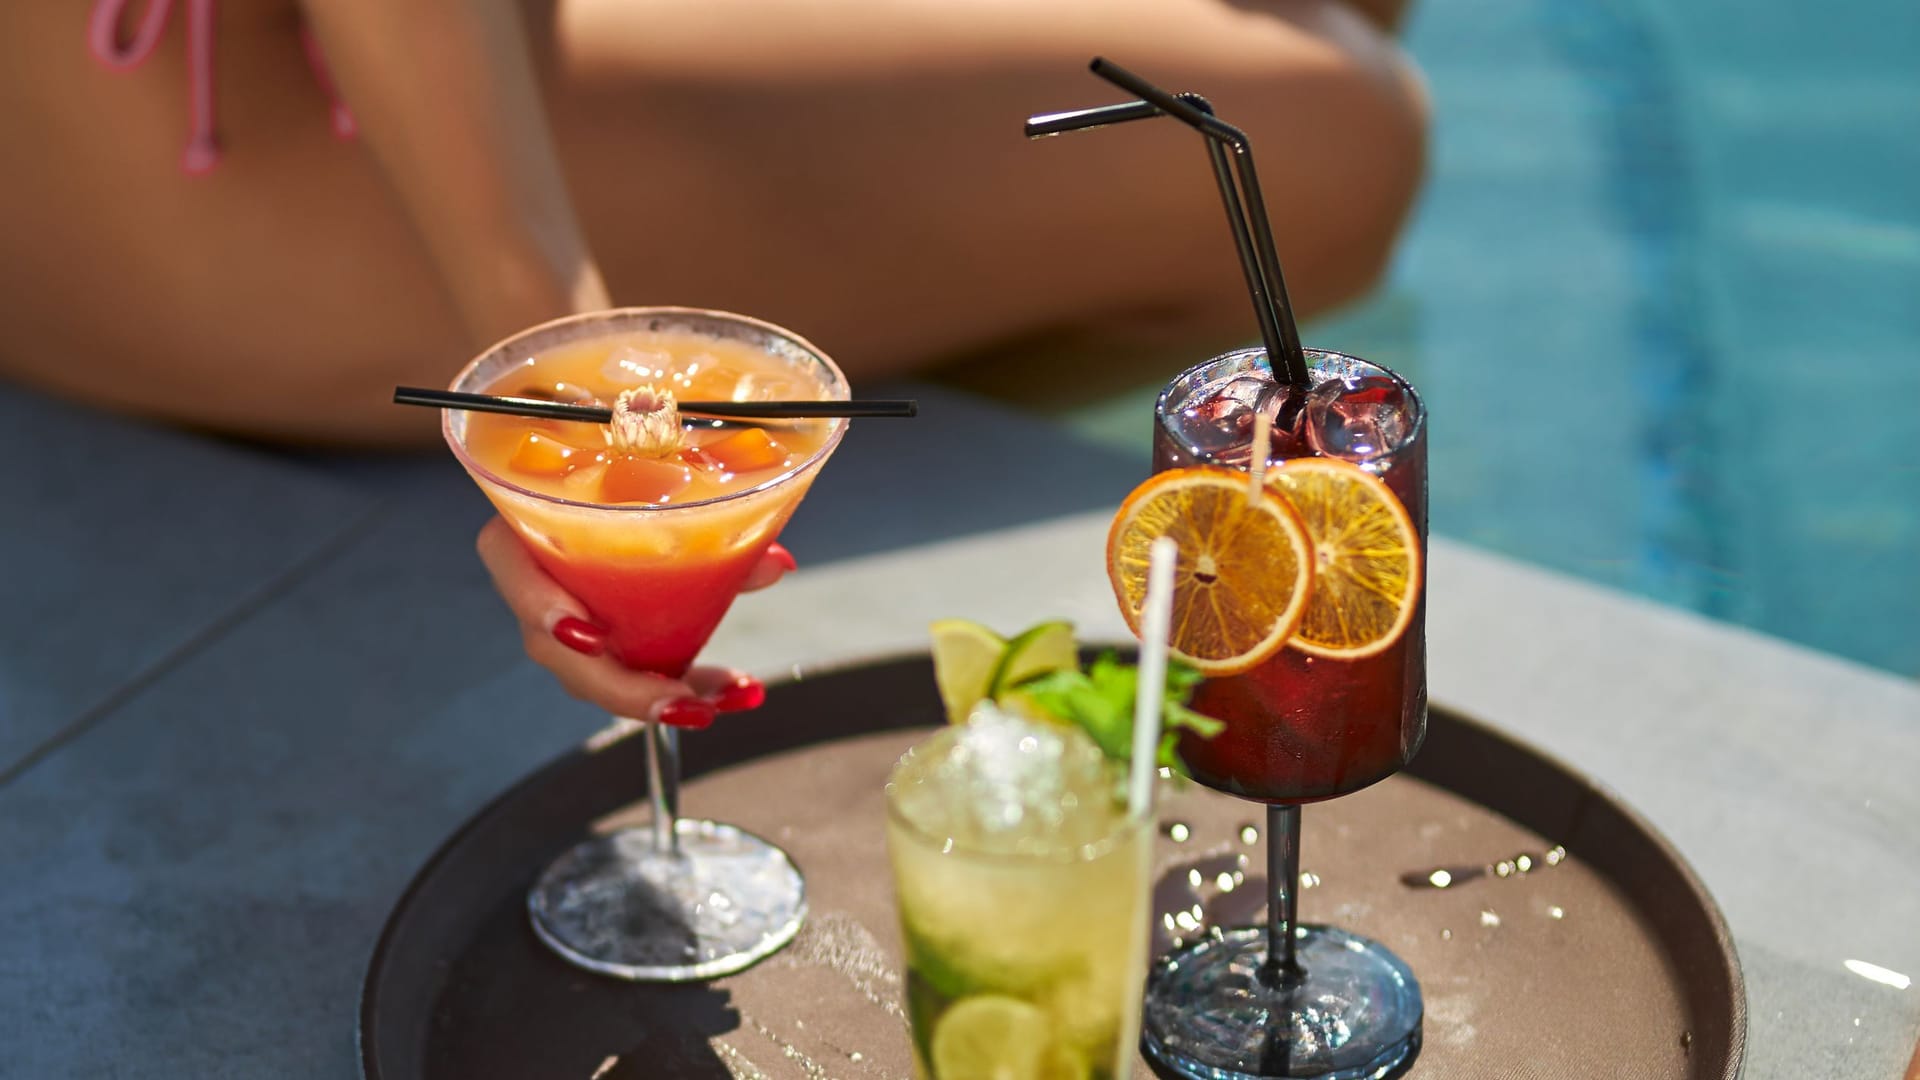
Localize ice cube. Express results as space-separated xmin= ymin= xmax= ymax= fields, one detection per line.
xmin=1305 ymin=374 xmax=1416 ymax=465
xmin=891 ymin=704 xmax=1124 ymax=856
xmin=560 ymin=459 xmax=609 ymax=499
xmin=1177 ymin=375 xmax=1269 ymax=458
xmin=725 ymin=367 xmax=805 ymax=402
xmin=600 ymin=345 xmax=675 ymax=387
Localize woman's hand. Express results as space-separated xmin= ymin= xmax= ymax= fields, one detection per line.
xmin=475 ymin=517 xmax=795 ymax=728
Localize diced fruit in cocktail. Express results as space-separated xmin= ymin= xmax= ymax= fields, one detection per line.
xmin=599 ymin=454 xmax=692 ymax=504
xmin=678 ymin=444 xmax=722 ymax=474
xmin=560 ymin=460 xmax=608 ymax=499
xmin=508 ymin=431 xmax=590 ymax=477
xmin=1266 ymin=457 xmax=1420 ymax=658
xmin=931 ymin=996 xmax=1086 ymax=1080
xmin=705 ymin=428 xmax=788 ymax=472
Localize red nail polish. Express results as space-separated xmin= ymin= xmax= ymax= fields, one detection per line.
xmin=711 ymin=675 xmax=766 ymax=713
xmin=656 ymin=697 xmax=717 ymax=729
xmin=551 ymin=616 xmax=606 ymax=657
xmin=768 ymin=542 xmax=797 ymax=574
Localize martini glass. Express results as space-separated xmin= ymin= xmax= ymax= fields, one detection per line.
xmin=444 ymin=307 xmax=847 ymax=981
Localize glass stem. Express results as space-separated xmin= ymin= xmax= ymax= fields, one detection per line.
xmin=1262 ymin=803 xmax=1304 ymax=988
xmin=644 ymin=720 xmax=681 ymax=855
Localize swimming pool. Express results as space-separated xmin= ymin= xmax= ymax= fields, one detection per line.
xmin=958 ymin=0 xmax=1920 ymax=678
xmin=1351 ymin=0 xmax=1920 ymax=678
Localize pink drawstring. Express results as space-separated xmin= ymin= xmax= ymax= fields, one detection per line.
xmin=299 ymin=27 xmax=358 ymax=140
xmin=179 ymin=0 xmax=218 ymax=173
xmin=86 ymin=0 xmax=173 ymax=70
xmin=87 ymin=0 xmax=357 ymax=175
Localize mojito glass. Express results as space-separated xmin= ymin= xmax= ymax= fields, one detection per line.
xmin=886 ymin=709 xmax=1154 ymax=1080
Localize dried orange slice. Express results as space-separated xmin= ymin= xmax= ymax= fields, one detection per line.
xmin=1265 ymin=458 xmax=1420 ymax=659
xmin=1107 ymin=468 xmax=1313 ymax=675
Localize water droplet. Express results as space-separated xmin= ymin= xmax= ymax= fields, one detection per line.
xmin=1515 ymin=854 xmax=1534 ymax=873
xmin=1439 ymin=928 xmax=1453 ymax=941
xmin=1166 ymin=821 xmax=1192 ymax=843
xmin=1549 ymin=906 xmax=1565 ymax=920
xmin=1188 ymin=868 xmax=1204 ymax=888
xmin=1428 ymin=870 xmax=1453 ymax=889
xmin=1299 ymin=872 xmax=1321 ymax=889
xmin=1680 ymin=1031 xmax=1693 ymax=1053
xmin=1480 ymin=909 xmax=1501 ymax=927
xmin=1494 ymin=861 xmax=1515 ymax=878
xmin=1545 ymin=845 xmax=1567 ymax=866
xmin=1239 ymin=824 xmax=1260 ymax=845
xmin=1216 ymin=872 xmax=1236 ymax=892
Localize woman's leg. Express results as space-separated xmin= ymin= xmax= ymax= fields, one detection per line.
xmin=544 ymin=0 xmax=1428 ymax=378
xmin=0 ymin=0 xmax=1422 ymax=445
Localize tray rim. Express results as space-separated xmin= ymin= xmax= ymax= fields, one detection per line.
xmin=358 ymin=646 xmax=1747 ymax=1080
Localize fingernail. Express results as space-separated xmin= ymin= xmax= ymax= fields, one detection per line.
xmin=768 ymin=542 xmax=797 ymax=574
xmin=551 ymin=616 xmax=607 ymax=658
xmin=711 ymin=675 xmax=766 ymax=713
xmin=654 ymin=697 xmax=717 ymax=729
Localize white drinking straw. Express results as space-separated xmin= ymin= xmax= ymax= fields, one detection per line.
xmin=1248 ymin=409 xmax=1273 ymax=499
xmin=1130 ymin=535 xmax=1179 ymax=818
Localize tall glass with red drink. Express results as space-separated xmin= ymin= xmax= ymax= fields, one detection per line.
xmin=1153 ymin=347 xmax=1428 ymax=804
xmin=1141 ymin=345 xmax=1428 ymax=1080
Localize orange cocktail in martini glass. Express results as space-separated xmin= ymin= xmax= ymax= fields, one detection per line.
xmin=446 ymin=307 xmax=846 ymax=981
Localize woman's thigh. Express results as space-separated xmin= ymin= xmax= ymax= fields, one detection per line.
xmin=546 ymin=0 xmax=1428 ymax=376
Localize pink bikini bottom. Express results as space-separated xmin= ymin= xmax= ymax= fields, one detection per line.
xmin=88 ymin=0 xmax=357 ymax=174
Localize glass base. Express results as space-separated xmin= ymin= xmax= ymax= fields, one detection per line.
xmin=527 ymin=819 xmax=806 ymax=982
xmin=1142 ymin=925 xmax=1422 ymax=1080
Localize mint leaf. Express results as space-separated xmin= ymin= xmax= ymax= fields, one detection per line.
xmin=1012 ymin=652 xmax=1222 ymax=772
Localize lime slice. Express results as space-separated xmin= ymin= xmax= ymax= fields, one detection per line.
xmin=931 ymin=995 xmax=1069 ymax=1080
xmin=1041 ymin=1043 xmax=1091 ymax=1080
xmin=930 ymin=619 xmax=1007 ymax=724
xmin=988 ymin=620 xmax=1080 ymax=697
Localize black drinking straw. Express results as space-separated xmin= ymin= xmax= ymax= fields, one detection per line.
xmin=1025 ymin=59 xmax=1313 ymax=393
xmin=392 ymin=387 xmax=917 ymax=422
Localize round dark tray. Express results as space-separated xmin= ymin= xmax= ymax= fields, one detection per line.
xmin=360 ymin=652 xmax=1745 ymax=1079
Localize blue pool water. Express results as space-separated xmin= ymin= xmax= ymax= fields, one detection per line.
xmin=1333 ymin=0 xmax=1920 ymax=677
xmin=1032 ymin=0 xmax=1919 ymax=678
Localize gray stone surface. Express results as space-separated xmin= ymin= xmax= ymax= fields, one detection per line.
xmin=0 ymin=384 xmax=375 ymax=774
